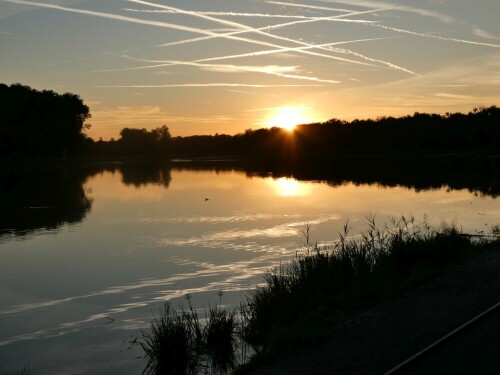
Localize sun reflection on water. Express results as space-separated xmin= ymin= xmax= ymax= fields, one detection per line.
xmin=269 ymin=177 xmax=310 ymax=197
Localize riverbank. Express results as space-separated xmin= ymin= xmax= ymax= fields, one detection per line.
xmin=240 ymin=243 xmax=500 ymax=374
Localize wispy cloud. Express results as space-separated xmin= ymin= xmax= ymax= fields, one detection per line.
xmin=224 ymin=89 xmax=278 ymax=97
xmin=96 ymin=83 xmax=330 ymax=88
xmin=0 ymin=31 xmax=13 ymax=35
xmin=473 ymin=28 xmax=500 ymax=41
xmin=1 ymin=0 xmax=227 ymax=35
xmin=316 ymin=0 xmax=456 ymax=23
xmin=266 ymin=1 xmax=355 ymax=13
xmin=264 ymin=1 xmax=500 ymax=49
xmin=367 ymin=23 xmax=500 ymax=49
xmin=120 ymin=56 xmax=341 ymax=84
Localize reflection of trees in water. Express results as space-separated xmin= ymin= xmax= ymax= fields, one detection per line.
xmin=0 ymin=167 xmax=93 ymax=239
xmin=0 ymin=163 xmax=174 ymax=240
xmin=0 ymin=157 xmax=497 ymax=240
xmin=234 ymin=157 xmax=500 ymax=198
xmin=119 ymin=163 xmax=172 ymax=188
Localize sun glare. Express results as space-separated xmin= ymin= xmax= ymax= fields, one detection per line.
xmin=266 ymin=107 xmax=310 ymax=131
xmin=269 ymin=177 xmax=310 ymax=197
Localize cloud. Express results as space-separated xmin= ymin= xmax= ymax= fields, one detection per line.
xmin=96 ymin=83 xmax=330 ymax=88
xmin=366 ymin=22 xmax=500 ymax=49
xmin=473 ymin=28 xmax=500 ymax=41
xmin=325 ymin=53 xmax=500 ymax=118
xmin=224 ymin=89 xmax=278 ymax=97
xmin=266 ymin=1 xmax=355 ymax=13
xmin=118 ymin=56 xmax=341 ymax=84
xmin=316 ymin=0 xmax=455 ymax=23
xmin=0 ymin=0 xmax=81 ymax=19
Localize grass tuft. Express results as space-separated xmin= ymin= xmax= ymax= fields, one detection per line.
xmin=141 ymin=301 xmax=241 ymax=375
xmin=141 ymin=303 xmax=203 ymax=375
xmin=204 ymin=307 xmax=239 ymax=374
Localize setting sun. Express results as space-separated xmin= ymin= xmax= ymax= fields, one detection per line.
xmin=266 ymin=107 xmax=311 ymax=131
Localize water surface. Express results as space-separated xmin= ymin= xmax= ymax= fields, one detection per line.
xmin=0 ymin=162 xmax=498 ymax=374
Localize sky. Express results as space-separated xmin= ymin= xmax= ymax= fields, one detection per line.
xmin=0 ymin=0 xmax=499 ymax=140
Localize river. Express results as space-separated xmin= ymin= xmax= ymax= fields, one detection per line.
xmin=0 ymin=160 xmax=498 ymax=374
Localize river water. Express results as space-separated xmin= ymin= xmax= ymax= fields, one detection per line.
xmin=0 ymin=161 xmax=498 ymax=374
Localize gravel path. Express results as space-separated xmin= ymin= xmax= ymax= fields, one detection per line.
xmin=244 ymin=247 xmax=500 ymax=375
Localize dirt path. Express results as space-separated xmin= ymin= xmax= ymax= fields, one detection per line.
xmin=244 ymin=247 xmax=500 ymax=375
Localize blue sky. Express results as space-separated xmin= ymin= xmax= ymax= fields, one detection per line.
xmin=1 ymin=0 xmax=499 ymax=139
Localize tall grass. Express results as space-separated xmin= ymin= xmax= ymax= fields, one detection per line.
xmin=141 ymin=301 xmax=240 ymax=375
xmin=241 ymin=216 xmax=495 ymax=354
xmin=141 ymin=217 xmax=499 ymax=373
xmin=141 ymin=303 xmax=203 ymax=375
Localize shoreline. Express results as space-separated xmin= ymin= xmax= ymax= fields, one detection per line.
xmin=241 ymin=245 xmax=500 ymax=374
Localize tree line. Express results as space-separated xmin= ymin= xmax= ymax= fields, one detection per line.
xmin=1 ymin=83 xmax=499 ymax=159
xmin=91 ymin=105 xmax=500 ymax=159
xmin=0 ymin=83 xmax=91 ymax=157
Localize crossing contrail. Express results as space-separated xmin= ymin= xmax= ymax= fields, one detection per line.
xmin=127 ymin=0 xmax=384 ymax=66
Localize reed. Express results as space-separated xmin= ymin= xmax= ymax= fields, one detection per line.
xmin=204 ymin=307 xmax=238 ymax=374
xmin=242 ymin=216 xmax=497 ymax=355
xmin=141 ymin=217 xmax=499 ymax=373
xmin=141 ymin=303 xmax=203 ymax=375
xmin=141 ymin=301 xmax=240 ymax=375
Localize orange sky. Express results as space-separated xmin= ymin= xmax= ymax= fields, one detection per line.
xmin=1 ymin=0 xmax=499 ymax=139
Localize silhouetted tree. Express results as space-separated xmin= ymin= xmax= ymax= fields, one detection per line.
xmin=0 ymin=83 xmax=91 ymax=157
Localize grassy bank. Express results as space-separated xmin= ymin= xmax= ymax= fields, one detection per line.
xmin=141 ymin=217 xmax=500 ymax=374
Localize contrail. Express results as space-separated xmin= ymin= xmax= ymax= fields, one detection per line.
xmin=0 ymin=0 xmax=342 ymax=64
xmin=6 ymin=0 xmax=415 ymax=76
xmin=183 ymin=37 xmax=416 ymax=75
xmin=266 ymin=1 xmax=356 ymax=13
xmin=96 ymin=83 xmax=331 ymax=88
xmin=225 ymin=89 xmax=278 ymax=97
xmin=316 ymin=0 xmax=455 ymax=23
xmin=127 ymin=0 xmax=390 ymax=68
xmin=368 ymin=23 xmax=500 ymax=49
xmin=9 ymin=0 xmax=410 ymax=76
xmin=119 ymin=57 xmax=341 ymax=84
xmin=1 ymin=0 xmax=228 ymax=36
xmin=325 ymin=46 xmax=419 ymax=75
xmin=124 ymin=8 xmax=319 ymax=20
xmin=148 ymin=4 xmax=416 ymax=75
xmin=72 ymin=37 xmax=401 ymax=76
xmin=157 ymin=8 xmax=383 ymax=47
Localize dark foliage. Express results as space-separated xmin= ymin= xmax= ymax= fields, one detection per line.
xmin=0 ymin=83 xmax=91 ymax=157
xmin=88 ymin=106 xmax=500 ymax=158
